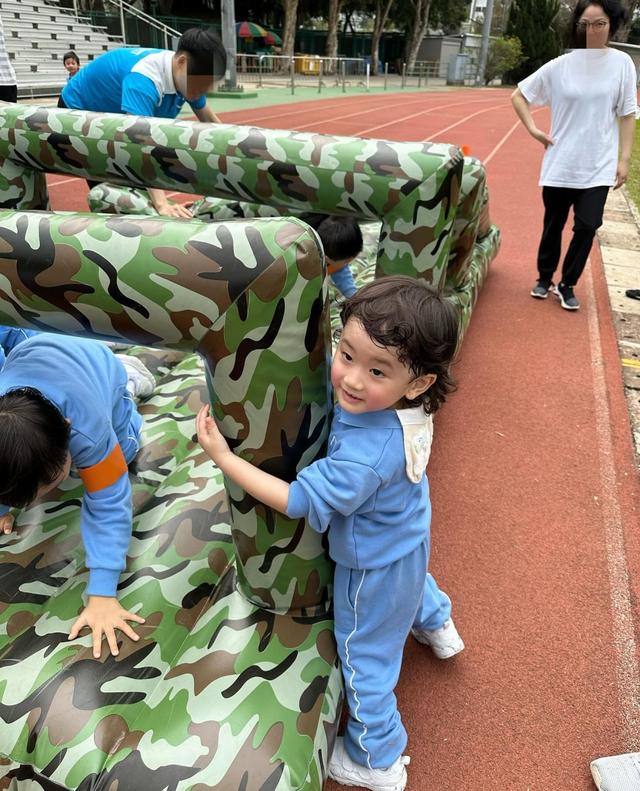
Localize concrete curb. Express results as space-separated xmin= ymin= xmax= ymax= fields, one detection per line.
xmin=598 ymin=188 xmax=640 ymax=465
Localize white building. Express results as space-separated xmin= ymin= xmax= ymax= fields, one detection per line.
xmin=469 ymin=0 xmax=488 ymax=21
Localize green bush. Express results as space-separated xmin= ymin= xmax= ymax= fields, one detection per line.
xmin=484 ymin=36 xmax=524 ymax=84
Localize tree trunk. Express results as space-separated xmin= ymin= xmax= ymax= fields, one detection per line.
xmin=614 ymin=0 xmax=640 ymax=41
xmin=405 ymin=0 xmax=431 ymax=72
xmin=325 ymin=0 xmax=342 ymax=60
xmin=280 ymin=0 xmax=300 ymax=59
xmin=371 ymin=0 xmax=394 ymax=76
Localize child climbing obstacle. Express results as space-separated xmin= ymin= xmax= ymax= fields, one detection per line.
xmin=197 ymin=276 xmax=464 ymax=791
xmin=0 ymin=334 xmax=155 ymax=658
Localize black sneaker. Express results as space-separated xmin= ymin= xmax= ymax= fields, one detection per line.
xmin=531 ymin=279 xmax=553 ymax=299
xmin=554 ymin=283 xmax=580 ymax=311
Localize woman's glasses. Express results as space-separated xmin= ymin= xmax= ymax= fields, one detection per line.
xmin=576 ymin=19 xmax=609 ymax=30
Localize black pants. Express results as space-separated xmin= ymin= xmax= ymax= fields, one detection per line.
xmin=537 ymin=185 xmax=609 ymax=287
xmin=0 ymin=84 xmax=17 ymax=103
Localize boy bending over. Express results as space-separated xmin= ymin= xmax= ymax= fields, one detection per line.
xmin=0 ymin=334 xmax=155 ymax=658
xmin=197 ymin=276 xmax=463 ymax=791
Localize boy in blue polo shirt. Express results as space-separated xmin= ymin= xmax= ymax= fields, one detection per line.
xmin=197 ymin=276 xmax=464 ymax=791
xmin=59 ymin=28 xmax=226 ymax=218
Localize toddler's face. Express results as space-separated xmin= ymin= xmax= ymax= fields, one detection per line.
xmin=331 ymin=319 xmax=429 ymax=414
xmin=64 ymin=59 xmax=79 ymax=76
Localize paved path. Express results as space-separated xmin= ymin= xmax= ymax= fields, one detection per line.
xmin=599 ymin=189 xmax=640 ymax=463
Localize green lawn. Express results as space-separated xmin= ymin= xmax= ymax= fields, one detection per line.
xmin=625 ymin=119 xmax=640 ymax=209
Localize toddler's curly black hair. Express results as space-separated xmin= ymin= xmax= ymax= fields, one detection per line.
xmin=339 ymin=276 xmax=459 ymax=414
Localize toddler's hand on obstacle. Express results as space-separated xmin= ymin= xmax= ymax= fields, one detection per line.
xmin=69 ymin=596 xmax=145 ymax=659
xmin=0 ymin=514 xmax=14 ymax=534
xmin=158 ymin=203 xmax=193 ymax=219
xmin=196 ymin=404 xmax=232 ymax=464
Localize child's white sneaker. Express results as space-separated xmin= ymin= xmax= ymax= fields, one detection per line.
xmin=591 ymin=752 xmax=640 ymax=790
xmin=328 ymin=736 xmax=410 ymax=791
xmin=116 ymin=354 xmax=155 ymax=399
xmin=412 ymin=618 xmax=464 ymax=659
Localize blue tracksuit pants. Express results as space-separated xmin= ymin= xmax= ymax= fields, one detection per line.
xmin=333 ymin=542 xmax=451 ymax=769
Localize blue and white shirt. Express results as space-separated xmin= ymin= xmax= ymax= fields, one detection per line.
xmin=61 ymin=47 xmax=206 ymax=117
xmin=287 ymin=406 xmax=432 ymax=569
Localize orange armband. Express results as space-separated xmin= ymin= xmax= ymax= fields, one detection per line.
xmin=327 ymin=259 xmax=350 ymax=275
xmin=78 ymin=444 xmax=127 ymax=493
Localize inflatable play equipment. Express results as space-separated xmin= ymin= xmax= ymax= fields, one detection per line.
xmin=0 ymin=104 xmax=500 ymax=790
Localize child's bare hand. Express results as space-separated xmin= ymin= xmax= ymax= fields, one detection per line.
xmin=69 ymin=596 xmax=145 ymax=659
xmin=0 ymin=514 xmax=15 ymax=534
xmin=196 ymin=404 xmax=232 ymax=463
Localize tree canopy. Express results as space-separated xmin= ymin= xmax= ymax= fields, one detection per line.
xmin=505 ymin=0 xmax=562 ymax=83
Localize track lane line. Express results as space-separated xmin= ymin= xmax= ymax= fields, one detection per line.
xmin=585 ymin=263 xmax=640 ymax=751
xmin=224 ymin=89 xmax=493 ymax=126
xmin=296 ymin=99 xmax=504 ymax=137
xmin=483 ymin=108 xmax=545 ymax=165
xmin=421 ymin=103 xmax=507 ymax=142
xmin=353 ymin=97 xmax=511 ymax=137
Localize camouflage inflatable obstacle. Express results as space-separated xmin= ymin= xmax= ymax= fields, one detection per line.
xmin=0 ymin=210 xmax=339 ymax=791
xmin=0 ymin=104 xmax=500 ymax=790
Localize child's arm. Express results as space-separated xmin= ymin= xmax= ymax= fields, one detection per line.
xmin=330 ymin=265 xmax=357 ymax=298
xmin=197 ymin=405 xmax=290 ymax=513
xmin=70 ymin=433 xmax=145 ymax=658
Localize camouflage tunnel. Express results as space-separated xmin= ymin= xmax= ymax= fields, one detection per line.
xmin=0 ymin=105 xmax=500 ymax=790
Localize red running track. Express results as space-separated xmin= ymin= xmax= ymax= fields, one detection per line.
xmin=48 ymin=89 xmax=640 ymax=791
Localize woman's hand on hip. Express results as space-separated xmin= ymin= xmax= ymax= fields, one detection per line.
xmin=530 ymin=127 xmax=554 ymax=148
xmin=614 ymin=160 xmax=630 ymax=190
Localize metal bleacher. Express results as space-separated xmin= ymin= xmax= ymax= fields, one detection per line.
xmin=0 ymin=0 xmax=123 ymax=98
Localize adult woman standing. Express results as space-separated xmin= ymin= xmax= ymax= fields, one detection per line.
xmin=511 ymin=0 xmax=637 ymax=311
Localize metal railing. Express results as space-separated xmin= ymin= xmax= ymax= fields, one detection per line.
xmin=232 ymin=54 xmax=450 ymax=93
xmin=240 ymin=54 xmax=368 ymax=91
xmin=400 ymin=61 xmax=441 ymax=87
xmin=101 ymin=0 xmax=180 ymax=48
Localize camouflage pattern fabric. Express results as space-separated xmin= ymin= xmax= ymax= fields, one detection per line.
xmin=0 ymin=104 xmax=464 ymax=288
xmin=88 ymin=158 xmax=500 ymax=337
xmin=0 ymin=212 xmax=341 ymax=791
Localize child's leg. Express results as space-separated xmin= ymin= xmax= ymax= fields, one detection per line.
xmin=412 ymin=574 xmax=464 ymax=659
xmin=333 ymin=545 xmax=427 ymax=770
xmin=412 ymin=573 xmax=451 ymax=632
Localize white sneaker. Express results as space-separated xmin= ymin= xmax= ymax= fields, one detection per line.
xmin=116 ymin=354 xmax=155 ymax=399
xmin=412 ymin=618 xmax=465 ymax=659
xmin=328 ymin=736 xmax=410 ymax=791
xmin=591 ymin=753 xmax=640 ymax=791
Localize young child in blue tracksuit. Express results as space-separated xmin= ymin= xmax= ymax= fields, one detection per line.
xmin=196 ymin=275 xmax=464 ymax=791
xmin=0 ymin=334 xmax=155 ymax=659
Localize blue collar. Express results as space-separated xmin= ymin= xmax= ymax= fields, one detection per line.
xmin=334 ymin=405 xmax=401 ymax=429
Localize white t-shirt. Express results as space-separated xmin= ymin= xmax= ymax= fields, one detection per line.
xmin=518 ymin=48 xmax=637 ymax=188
